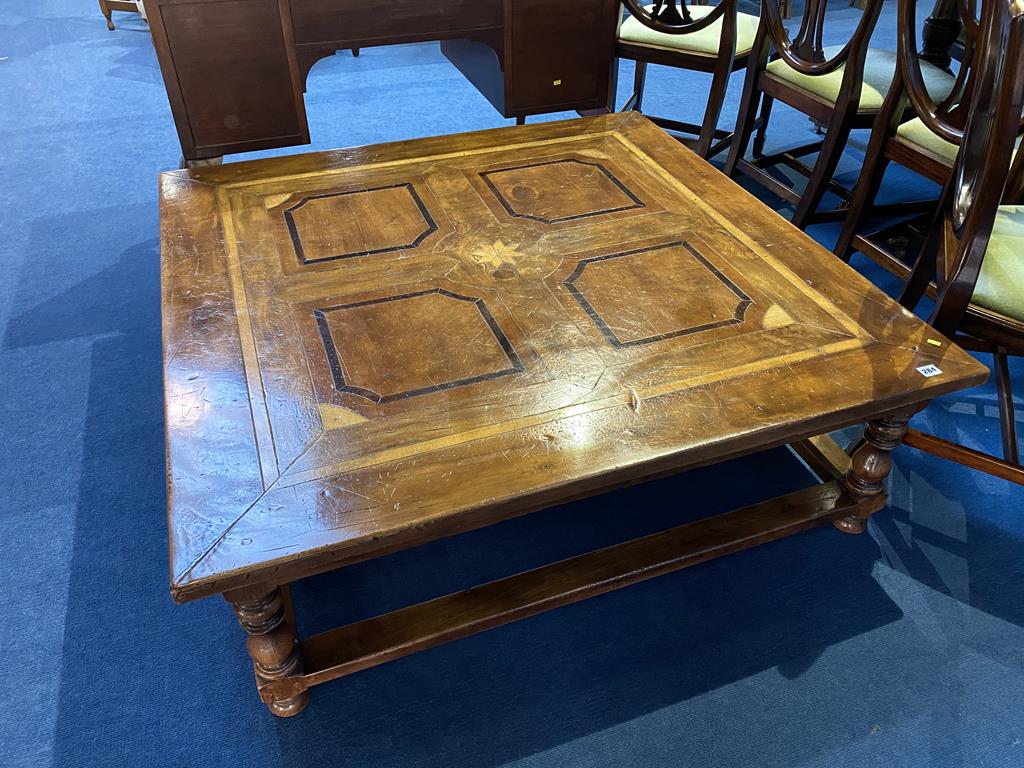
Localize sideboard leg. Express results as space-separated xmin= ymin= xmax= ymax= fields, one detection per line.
xmin=919 ymin=0 xmax=961 ymax=70
xmin=225 ymin=584 xmax=309 ymax=717
xmin=834 ymin=412 xmax=912 ymax=534
xmin=181 ymin=155 xmax=224 ymax=170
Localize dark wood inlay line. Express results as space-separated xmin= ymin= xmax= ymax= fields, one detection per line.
xmin=285 ymin=182 xmax=438 ymax=265
xmin=314 ymin=288 xmax=525 ymax=404
xmin=480 ymin=158 xmax=646 ymax=224
xmin=565 ymin=241 xmax=753 ymax=349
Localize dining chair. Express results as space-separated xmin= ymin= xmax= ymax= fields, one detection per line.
xmin=723 ymin=0 xmax=956 ymax=229
xmin=616 ymin=0 xmax=761 ymax=157
xmin=832 ymin=0 xmax=993 ymax=276
xmin=898 ymin=0 xmax=1024 ymax=483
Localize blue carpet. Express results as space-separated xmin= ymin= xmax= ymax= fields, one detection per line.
xmin=1 ymin=2 xmax=1022 ymax=767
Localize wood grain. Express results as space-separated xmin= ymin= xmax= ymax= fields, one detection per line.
xmin=258 ymin=478 xmax=873 ymax=705
xmin=161 ymin=112 xmax=990 ymax=717
xmin=161 ymin=113 xmax=987 ymax=604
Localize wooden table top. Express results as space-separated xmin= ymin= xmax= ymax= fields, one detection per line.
xmin=161 ymin=113 xmax=986 ymax=602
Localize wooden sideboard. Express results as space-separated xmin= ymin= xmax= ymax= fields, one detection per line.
xmin=145 ymin=0 xmax=621 ymax=161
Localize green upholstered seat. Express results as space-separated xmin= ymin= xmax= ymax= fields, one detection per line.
xmin=895 ymin=117 xmax=1022 ymax=165
xmin=764 ymin=46 xmax=955 ymax=112
xmin=618 ymin=5 xmax=760 ymax=56
xmin=895 ymin=117 xmax=959 ymax=163
xmin=973 ymin=205 xmax=1024 ymax=323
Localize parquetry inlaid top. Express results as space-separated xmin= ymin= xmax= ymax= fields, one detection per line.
xmin=161 ymin=113 xmax=986 ymax=601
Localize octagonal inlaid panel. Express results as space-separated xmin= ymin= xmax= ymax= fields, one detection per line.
xmin=313 ymin=288 xmax=524 ymax=404
xmin=480 ymin=159 xmax=644 ymax=223
xmin=564 ymin=241 xmax=752 ymax=348
xmin=284 ymin=183 xmax=437 ymax=265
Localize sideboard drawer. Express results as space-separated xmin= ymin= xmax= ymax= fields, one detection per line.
xmin=289 ymin=0 xmax=503 ymax=46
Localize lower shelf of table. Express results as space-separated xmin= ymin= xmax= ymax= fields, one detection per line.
xmin=256 ymin=477 xmax=878 ymax=707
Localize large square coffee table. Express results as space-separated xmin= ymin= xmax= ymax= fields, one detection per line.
xmin=161 ymin=113 xmax=986 ymax=716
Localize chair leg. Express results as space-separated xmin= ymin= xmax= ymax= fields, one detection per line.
xmin=753 ymin=95 xmax=773 ymax=157
xmin=631 ymin=61 xmax=649 ymax=113
xmin=994 ymin=347 xmax=1021 ymax=465
xmin=99 ymin=0 xmax=115 ymax=29
xmin=903 ymin=428 xmax=1024 ymax=484
xmin=833 ymin=155 xmax=892 ymax=262
xmin=723 ymin=73 xmax=762 ymax=178
xmin=900 ymin=184 xmax=949 ymax=312
xmin=790 ymin=117 xmax=853 ymax=229
xmin=695 ymin=59 xmax=733 ymax=158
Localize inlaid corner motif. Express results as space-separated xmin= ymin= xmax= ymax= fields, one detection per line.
xmin=311 ymin=288 xmax=525 ymax=405
xmin=564 ymin=241 xmax=753 ymax=349
xmin=479 ymin=158 xmax=645 ymax=224
xmin=283 ymin=182 xmax=438 ymax=265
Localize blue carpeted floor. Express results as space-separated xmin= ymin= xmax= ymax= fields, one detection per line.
xmin=1 ymin=2 xmax=1022 ymax=766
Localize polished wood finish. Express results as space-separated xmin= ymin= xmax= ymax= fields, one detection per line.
xmin=148 ymin=0 xmax=309 ymax=160
xmin=835 ymin=411 xmax=913 ymax=533
xmin=791 ymin=433 xmax=853 ymax=480
xmin=261 ymin=476 xmax=880 ymax=707
xmin=225 ymin=584 xmax=309 ymax=716
xmin=994 ymin=348 xmax=1021 ymax=465
xmin=616 ymin=0 xmax=751 ymax=158
xmin=920 ymin=0 xmax=964 ymax=68
xmin=440 ymin=0 xmax=620 ymax=122
xmin=898 ymin=0 xmax=1024 ymax=483
xmin=144 ymin=0 xmax=619 ymax=161
xmin=161 ymin=113 xmax=986 ymax=714
xmin=904 ymin=427 xmax=1024 ymax=483
xmin=723 ymin=0 xmax=886 ymax=228
xmin=834 ymin=0 xmax=981 ymax=273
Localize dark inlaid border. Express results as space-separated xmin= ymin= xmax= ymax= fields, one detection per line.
xmin=314 ymin=288 xmax=525 ymax=404
xmin=285 ymin=182 xmax=437 ymax=265
xmin=480 ymin=159 xmax=645 ymax=224
xmin=564 ymin=241 xmax=753 ymax=349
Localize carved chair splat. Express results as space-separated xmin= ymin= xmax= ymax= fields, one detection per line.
xmin=832 ymin=0 xmax=991 ymax=277
xmin=616 ymin=0 xmax=761 ymax=157
xmin=723 ymin=0 xmax=956 ymax=229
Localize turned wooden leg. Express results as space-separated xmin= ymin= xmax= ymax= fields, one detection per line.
xmin=834 ymin=412 xmax=911 ymax=534
xmin=919 ymin=0 xmax=961 ymax=70
xmin=225 ymin=584 xmax=309 ymax=717
xmin=99 ymin=0 xmax=115 ymax=29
